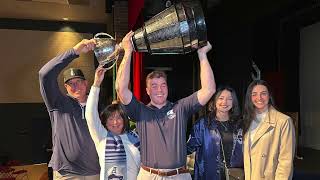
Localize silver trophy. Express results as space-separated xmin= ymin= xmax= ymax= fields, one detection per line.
xmin=94 ymin=0 xmax=207 ymax=69
xmin=94 ymin=33 xmax=121 ymax=70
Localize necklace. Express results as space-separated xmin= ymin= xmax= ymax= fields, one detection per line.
xmin=215 ymin=115 xmax=230 ymax=131
xmin=218 ymin=121 xmax=229 ymax=131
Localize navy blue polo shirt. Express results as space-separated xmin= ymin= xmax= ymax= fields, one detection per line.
xmin=123 ymin=92 xmax=202 ymax=169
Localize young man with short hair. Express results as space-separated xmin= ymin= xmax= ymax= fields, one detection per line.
xmin=116 ymin=31 xmax=216 ymax=180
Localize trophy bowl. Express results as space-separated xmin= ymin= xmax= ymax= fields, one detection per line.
xmin=94 ymin=33 xmax=120 ymax=70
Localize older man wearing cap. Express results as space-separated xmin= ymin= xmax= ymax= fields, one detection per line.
xmin=39 ymin=39 xmax=100 ymax=180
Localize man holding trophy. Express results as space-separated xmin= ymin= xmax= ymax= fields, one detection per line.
xmin=39 ymin=39 xmax=100 ymax=180
xmin=39 ymin=0 xmax=215 ymax=179
xmin=116 ymin=30 xmax=215 ymax=179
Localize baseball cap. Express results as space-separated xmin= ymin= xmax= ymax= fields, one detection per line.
xmin=63 ymin=68 xmax=86 ymax=83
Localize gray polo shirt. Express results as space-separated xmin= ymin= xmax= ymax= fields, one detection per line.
xmin=123 ymin=92 xmax=202 ymax=169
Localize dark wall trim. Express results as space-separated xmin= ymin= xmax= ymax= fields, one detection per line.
xmin=0 ymin=18 xmax=107 ymax=34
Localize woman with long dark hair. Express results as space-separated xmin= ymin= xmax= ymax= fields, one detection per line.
xmin=187 ymin=86 xmax=243 ymax=180
xmin=243 ymin=80 xmax=295 ymax=180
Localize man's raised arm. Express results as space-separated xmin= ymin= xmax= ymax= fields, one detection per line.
xmin=115 ymin=31 xmax=134 ymax=105
xmin=196 ymin=42 xmax=216 ymax=106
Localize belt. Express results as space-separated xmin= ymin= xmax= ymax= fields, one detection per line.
xmin=141 ymin=164 xmax=189 ymax=177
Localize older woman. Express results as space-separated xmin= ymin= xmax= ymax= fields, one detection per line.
xmin=187 ymin=86 xmax=243 ymax=180
xmin=243 ymin=80 xmax=295 ymax=180
xmin=85 ymin=66 xmax=140 ymax=180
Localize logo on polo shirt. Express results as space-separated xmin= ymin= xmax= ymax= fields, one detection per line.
xmin=167 ymin=109 xmax=176 ymax=119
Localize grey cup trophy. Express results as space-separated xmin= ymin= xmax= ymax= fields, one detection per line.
xmin=94 ymin=0 xmax=207 ymax=69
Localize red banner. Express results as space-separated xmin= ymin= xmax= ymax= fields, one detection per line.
xmin=128 ymin=0 xmax=144 ymax=101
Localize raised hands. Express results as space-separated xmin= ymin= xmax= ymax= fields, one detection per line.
xmin=93 ymin=66 xmax=107 ymax=87
xmin=197 ymin=41 xmax=212 ymax=60
xmin=121 ymin=31 xmax=134 ymax=54
xmin=73 ymin=39 xmax=96 ymax=55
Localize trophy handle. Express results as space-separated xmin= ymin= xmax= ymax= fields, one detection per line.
xmin=94 ymin=32 xmax=115 ymax=40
